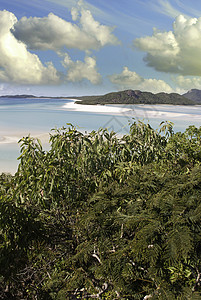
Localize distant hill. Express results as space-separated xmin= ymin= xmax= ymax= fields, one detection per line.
xmin=183 ymin=89 xmax=201 ymax=103
xmin=0 ymin=94 xmax=37 ymax=98
xmin=76 ymin=90 xmax=196 ymax=105
xmin=0 ymin=94 xmax=71 ymax=99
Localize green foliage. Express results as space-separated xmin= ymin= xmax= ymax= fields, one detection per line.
xmin=0 ymin=120 xmax=201 ymax=299
xmin=76 ymin=90 xmax=195 ymax=105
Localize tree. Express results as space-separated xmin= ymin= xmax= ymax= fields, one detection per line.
xmin=0 ymin=121 xmax=201 ymax=299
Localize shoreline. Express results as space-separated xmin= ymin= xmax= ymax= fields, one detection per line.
xmin=62 ymin=100 xmax=201 ymax=119
xmin=0 ymin=132 xmax=50 ymax=145
xmin=62 ymin=100 xmax=132 ymax=115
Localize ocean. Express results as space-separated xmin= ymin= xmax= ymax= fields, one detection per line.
xmin=0 ymin=97 xmax=201 ymax=174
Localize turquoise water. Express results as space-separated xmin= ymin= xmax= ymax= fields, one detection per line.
xmin=0 ymin=98 xmax=201 ymax=173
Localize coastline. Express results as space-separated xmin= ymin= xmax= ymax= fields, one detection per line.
xmin=62 ymin=99 xmax=132 ymax=115
xmin=0 ymin=132 xmax=50 ymax=145
xmin=62 ymin=100 xmax=201 ymax=120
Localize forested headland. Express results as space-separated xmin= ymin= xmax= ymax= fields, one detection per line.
xmin=0 ymin=120 xmax=201 ymax=299
xmin=74 ymin=90 xmax=196 ymax=105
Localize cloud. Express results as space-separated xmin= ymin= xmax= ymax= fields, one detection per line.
xmin=175 ymin=0 xmax=201 ymax=18
xmin=47 ymin=0 xmax=106 ymax=20
xmin=173 ymin=75 xmax=201 ymax=90
xmin=0 ymin=10 xmax=60 ymax=85
xmin=11 ymin=4 xmax=119 ymax=51
xmin=109 ymin=67 xmax=173 ymax=93
xmin=0 ymin=7 xmax=112 ymax=86
xmin=134 ymin=15 xmax=201 ymax=76
xmin=153 ymin=0 xmax=201 ymax=19
xmin=61 ymin=53 xmax=102 ymax=84
xmin=152 ymin=0 xmax=184 ymax=18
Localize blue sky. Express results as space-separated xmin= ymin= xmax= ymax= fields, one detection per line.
xmin=1 ymin=0 xmax=201 ymax=96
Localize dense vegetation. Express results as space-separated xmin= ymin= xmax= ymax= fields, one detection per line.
xmin=75 ymin=90 xmax=195 ymax=105
xmin=0 ymin=120 xmax=201 ymax=299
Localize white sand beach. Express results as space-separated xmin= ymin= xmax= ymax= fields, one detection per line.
xmin=62 ymin=100 xmax=201 ymax=120
xmin=0 ymin=132 xmax=50 ymax=145
xmin=62 ymin=100 xmax=132 ymax=114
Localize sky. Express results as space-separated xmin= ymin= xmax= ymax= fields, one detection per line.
xmin=1 ymin=0 xmax=201 ymax=96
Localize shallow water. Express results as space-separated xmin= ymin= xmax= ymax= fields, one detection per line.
xmin=0 ymin=98 xmax=201 ymax=174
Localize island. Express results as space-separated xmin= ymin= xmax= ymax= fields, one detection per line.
xmin=74 ymin=89 xmax=196 ymax=105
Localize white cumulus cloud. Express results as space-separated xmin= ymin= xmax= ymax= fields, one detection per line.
xmin=11 ymin=5 xmax=119 ymax=51
xmin=134 ymin=15 xmax=201 ymax=76
xmin=109 ymin=67 xmax=173 ymax=93
xmin=173 ymin=75 xmax=201 ymax=90
xmin=0 ymin=10 xmax=60 ymax=85
xmin=61 ymin=53 xmax=102 ymax=84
